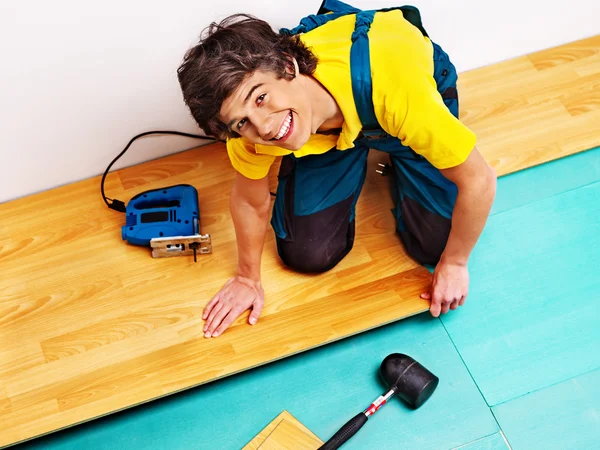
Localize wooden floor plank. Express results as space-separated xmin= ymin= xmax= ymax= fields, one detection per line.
xmin=1 ymin=35 xmax=599 ymax=447
xmin=527 ymin=71 xmax=600 ymax=109
xmin=257 ymin=420 xmax=322 ymax=449
xmin=572 ymin=53 xmax=600 ymax=77
xmin=526 ymin=35 xmax=600 ymax=70
xmin=243 ymin=411 xmax=323 ymax=450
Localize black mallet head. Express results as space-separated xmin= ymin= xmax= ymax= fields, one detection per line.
xmin=380 ymin=353 xmax=439 ymax=409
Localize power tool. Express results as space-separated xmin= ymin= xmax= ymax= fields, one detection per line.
xmin=100 ymin=131 xmax=214 ymax=261
xmin=121 ymin=184 xmax=211 ymax=261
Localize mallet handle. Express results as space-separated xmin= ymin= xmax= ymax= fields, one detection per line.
xmin=318 ymin=389 xmax=396 ymax=449
xmin=318 ymin=412 xmax=367 ymax=450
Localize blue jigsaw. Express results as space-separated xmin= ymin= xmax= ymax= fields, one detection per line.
xmin=121 ymin=184 xmax=211 ymax=261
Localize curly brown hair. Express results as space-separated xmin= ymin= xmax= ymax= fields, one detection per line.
xmin=177 ymin=14 xmax=319 ymax=140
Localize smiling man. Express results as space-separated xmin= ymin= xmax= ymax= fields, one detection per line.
xmin=177 ymin=3 xmax=497 ymax=338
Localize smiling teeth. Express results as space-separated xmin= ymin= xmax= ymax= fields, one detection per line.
xmin=274 ymin=112 xmax=292 ymax=140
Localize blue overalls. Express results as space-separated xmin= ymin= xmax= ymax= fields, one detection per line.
xmin=271 ymin=0 xmax=461 ymax=272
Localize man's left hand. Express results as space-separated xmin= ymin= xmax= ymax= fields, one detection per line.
xmin=420 ymin=261 xmax=469 ymax=317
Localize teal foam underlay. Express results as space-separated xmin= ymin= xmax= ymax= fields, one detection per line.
xmin=451 ymin=432 xmax=511 ymax=450
xmin=492 ymin=368 xmax=600 ymax=449
xmin=441 ymin=176 xmax=600 ymax=406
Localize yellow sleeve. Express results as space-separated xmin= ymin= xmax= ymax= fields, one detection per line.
xmin=380 ymin=70 xmax=476 ymax=169
xmin=367 ymin=15 xmax=476 ymax=170
xmin=226 ymin=138 xmax=276 ymax=179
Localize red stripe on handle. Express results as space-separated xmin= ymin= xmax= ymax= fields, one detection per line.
xmin=366 ymin=398 xmax=387 ymax=416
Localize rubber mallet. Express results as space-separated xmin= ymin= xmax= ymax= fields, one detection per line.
xmin=318 ymin=353 xmax=439 ymax=450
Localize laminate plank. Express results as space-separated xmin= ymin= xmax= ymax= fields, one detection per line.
xmin=526 ymin=72 xmax=600 ymax=114
xmin=573 ymin=53 xmax=600 ymax=77
xmin=257 ymin=419 xmax=322 ymax=449
xmin=527 ymin=35 xmax=600 ymax=70
xmin=243 ymin=411 xmax=323 ymax=450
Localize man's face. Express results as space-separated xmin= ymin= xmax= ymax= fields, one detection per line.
xmin=219 ymin=69 xmax=313 ymax=150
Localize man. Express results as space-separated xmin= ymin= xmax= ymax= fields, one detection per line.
xmin=177 ymin=3 xmax=496 ymax=338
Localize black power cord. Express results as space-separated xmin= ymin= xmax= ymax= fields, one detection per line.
xmin=101 ymin=131 xmax=215 ymax=212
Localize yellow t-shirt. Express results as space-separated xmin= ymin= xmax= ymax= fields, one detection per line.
xmin=226 ymin=9 xmax=476 ymax=179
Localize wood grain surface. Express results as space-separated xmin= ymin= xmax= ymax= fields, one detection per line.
xmin=243 ymin=411 xmax=323 ymax=449
xmin=1 ymin=35 xmax=598 ymax=448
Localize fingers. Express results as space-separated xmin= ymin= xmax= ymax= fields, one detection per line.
xmin=249 ymin=297 xmax=264 ymax=325
xmin=427 ymin=263 xmax=469 ymax=317
xmin=205 ymin=302 xmax=232 ymax=337
xmin=202 ymin=278 xmax=236 ymax=319
xmin=204 ymin=301 xmax=225 ymax=336
xmin=202 ymin=292 xmax=220 ymax=320
xmin=442 ymin=294 xmax=465 ymax=313
xmin=429 ymin=290 xmax=443 ymax=318
xmin=212 ymin=306 xmax=245 ymax=337
xmin=435 ymin=291 xmax=446 ymax=316
xmin=430 ymin=290 xmax=467 ymax=317
xmin=440 ymin=301 xmax=451 ymax=315
xmin=422 ymin=286 xmax=437 ymax=316
xmin=202 ymin=277 xmax=263 ymax=338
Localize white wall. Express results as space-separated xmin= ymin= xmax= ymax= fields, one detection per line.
xmin=1 ymin=0 xmax=598 ymax=203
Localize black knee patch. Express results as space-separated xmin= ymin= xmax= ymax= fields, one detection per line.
xmin=276 ymin=197 xmax=356 ymax=273
xmin=398 ymin=195 xmax=451 ymax=266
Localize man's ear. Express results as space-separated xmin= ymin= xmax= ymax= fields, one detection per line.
xmin=283 ymin=54 xmax=299 ymax=78
xmin=290 ymin=57 xmax=299 ymax=77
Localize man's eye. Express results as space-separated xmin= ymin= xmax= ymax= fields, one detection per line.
xmin=236 ymin=119 xmax=247 ymax=130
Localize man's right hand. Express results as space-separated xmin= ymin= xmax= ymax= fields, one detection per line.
xmin=204 ymin=171 xmax=270 ymax=338
xmin=202 ymin=276 xmax=264 ymax=338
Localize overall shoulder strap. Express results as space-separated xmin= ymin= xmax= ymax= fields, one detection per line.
xmin=279 ymin=0 xmax=360 ymax=35
xmin=351 ymin=6 xmax=428 ymax=137
xmin=280 ymin=1 xmax=428 ymax=137
xmin=349 ymin=10 xmax=379 ymax=134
